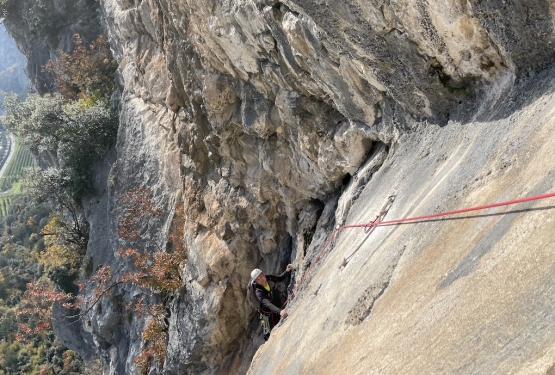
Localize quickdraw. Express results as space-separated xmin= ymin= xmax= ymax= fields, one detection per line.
xmin=283 ymin=191 xmax=555 ymax=308
xmin=339 ymin=195 xmax=396 ymax=269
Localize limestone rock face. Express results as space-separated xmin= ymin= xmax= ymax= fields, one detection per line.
xmin=90 ymin=0 xmax=555 ymax=373
xmin=248 ymin=64 xmax=555 ymax=375
xmin=1 ymin=0 xmax=102 ymax=94
xmin=5 ymin=0 xmax=555 ymax=374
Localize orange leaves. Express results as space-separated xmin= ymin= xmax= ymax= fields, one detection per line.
xmin=133 ymin=316 xmax=168 ymax=372
xmin=117 ymin=187 xmax=162 ymax=242
xmin=32 ymin=321 xmax=52 ymax=335
xmin=14 ymin=280 xmax=73 ymax=341
xmin=21 ymin=280 xmax=72 ymax=309
xmin=43 ymin=34 xmax=117 ymax=100
xmin=116 ymin=187 xmax=185 ymax=292
xmin=16 ymin=323 xmax=32 ymax=342
xmin=127 ymin=299 xmax=169 ymax=368
xmin=117 ymin=246 xmax=185 ymax=293
xmin=15 ymin=187 xmax=186 ymax=372
xmin=115 ymin=189 xmax=186 ymax=372
xmin=89 ymin=265 xmax=113 ymax=284
xmin=14 ymin=266 xmax=119 ymax=342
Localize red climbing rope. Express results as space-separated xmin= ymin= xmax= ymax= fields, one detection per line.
xmin=341 ymin=191 xmax=555 ymax=229
xmin=282 ymin=190 xmax=555 ymax=308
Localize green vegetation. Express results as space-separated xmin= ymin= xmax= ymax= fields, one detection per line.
xmin=0 ymin=121 xmax=87 ymax=374
xmin=0 ymin=195 xmax=86 ymax=375
xmin=0 ymin=3 xmax=118 ymax=373
xmin=0 ymin=136 xmax=34 ymax=216
xmin=3 ymin=93 xmax=118 ymax=200
xmin=0 ymin=24 xmax=118 ymax=372
xmin=0 ymin=135 xmax=35 ymax=216
xmin=0 ymin=195 xmax=14 ymax=216
xmin=0 ymin=29 xmax=119 ymax=296
xmin=0 ymin=63 xmax=28 ymax=105
xmin=0 ymin=137 xmax=34 ymax=192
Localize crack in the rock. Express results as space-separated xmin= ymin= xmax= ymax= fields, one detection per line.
xmin=345 ymin=245 xmax=406 ymax=325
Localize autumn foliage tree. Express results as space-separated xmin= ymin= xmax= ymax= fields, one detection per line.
xmin=2 ymin=92 xmax=117 ymax=292
xmin=40 ymin=215 xmax=86 ymax=271
xmin=0 ymin=26 xmax=118 ymax=375
xmin=14 ymin=187 xmax=186 ymax=374
xmin=73 ymin=188 xmax=187 ymax=373
xmin=14 ymin=280 xmax=73 ymax=342
xmin=1 ymin=32 xmax=119 ymax=300
xmin=44 ymin=34 xmax=118 ymax=100
xmin=116 ymin=187 xmax=186 ymax=372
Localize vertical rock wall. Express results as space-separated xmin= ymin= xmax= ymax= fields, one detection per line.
xmin=92 ymin=0 xmax=555 ymax=373
xmin=1 ymin=0 xmax=102 ymax=93
xmin=4 ymin=0 xmax=555 ymax=374
xmin=247 ymin=61 xmax=555 ymax=375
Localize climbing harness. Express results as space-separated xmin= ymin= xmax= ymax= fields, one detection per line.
xmin=248 ymin=279 xmax=283 ymax=338
xmin=259 ymin=312 xmax=271 ymax=340
xmin=282 ymin=190 xmax=555 ymax=308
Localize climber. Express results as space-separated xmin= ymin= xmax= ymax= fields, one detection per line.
xmin=249 ymin=264 xmax=292 ymax=340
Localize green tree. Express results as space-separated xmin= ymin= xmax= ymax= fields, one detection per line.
xmin=22 ymin=169 xmax=89 ymax=290
xmin=1 ymin=93 xmax=116 ymax=292
xmin=2 ymin=93 xmax=118 ymax=199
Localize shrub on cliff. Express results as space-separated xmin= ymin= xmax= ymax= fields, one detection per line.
xmin=44 ymin=34 xmax=118 ymax=100
xmin=13 ymin=188 xmax=187 ymax=374
xmin=38 ymin=213 xmax=88 ymax=293
xmin=1 ymin=93 xmax=116 ymax=290
xmin=2 ymin=93 xmax=118 ymax=199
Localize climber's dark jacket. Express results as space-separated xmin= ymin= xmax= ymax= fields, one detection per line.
xmin=253 ymin=271 xmax=288 ymax=327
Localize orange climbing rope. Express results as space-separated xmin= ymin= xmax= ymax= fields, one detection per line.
xmin=282 ymin=190 xmax=555 ymax=308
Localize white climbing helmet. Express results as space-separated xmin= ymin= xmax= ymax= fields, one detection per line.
xmin=251 ymin=268 xmax=262 ymax=282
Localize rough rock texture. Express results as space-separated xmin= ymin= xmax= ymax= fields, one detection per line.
xmin=249 ymin=64 xmax=555 ymax=375
xmin=1 ymin=0 xmax=102 ymax=93
xmin=6 ymin=0 xmax=555 ymax=374
xmin=91 ymin=0 xmax=555 ymax=374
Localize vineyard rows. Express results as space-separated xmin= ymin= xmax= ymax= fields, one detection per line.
xmin=0 ymin=129 xmax=10 ymax=166
xmin=0 ymin=139 xmax=34 ymax=216
xmin=0 ymin=195 xmax=16 ymax=216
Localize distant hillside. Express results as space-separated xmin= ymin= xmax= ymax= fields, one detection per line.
xmin=0 ymin=24 xmax=28 ymax=113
